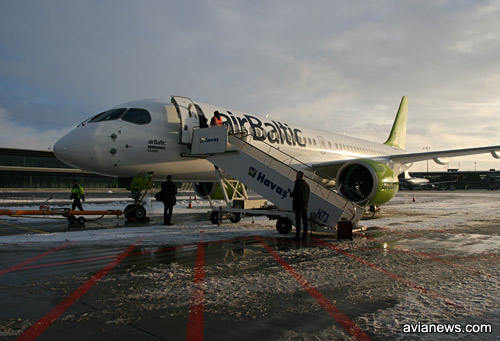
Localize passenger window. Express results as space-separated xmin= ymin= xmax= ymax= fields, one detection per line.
xmin=295 ymin=135 xmax=303 ymax=145
xmin=308 ymin=138 xmax=312 ymax=145
xmin=89 ymin=108 xmax=126 ymax=122
xmin=121 ymin=108 xmax=152 ymax=125
xmin=328 ymin=142 xmax=332 ymax=148
xmin=313 ymin=139 xmax=316 ymax=146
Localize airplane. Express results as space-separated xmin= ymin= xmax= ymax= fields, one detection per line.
xmin=53 ymin=95 xmax=500 ymax=218
xmin=398 ymin=171 xmax=459 ymax=190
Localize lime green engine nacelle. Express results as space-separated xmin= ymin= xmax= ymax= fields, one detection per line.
xmin=193 ymin=182 xmax=239 ymax=200
xmin=336 ymin=160 xmax=399 ymax=206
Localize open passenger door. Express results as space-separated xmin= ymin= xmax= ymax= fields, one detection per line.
xmin=171 ymin=96 xmax=200 ymax=144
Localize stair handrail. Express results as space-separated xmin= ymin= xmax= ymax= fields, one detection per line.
xmin=228 ymin=130 xmax=370 ymax=207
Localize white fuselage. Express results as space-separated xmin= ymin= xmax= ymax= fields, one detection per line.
xmin=53 ymin=98 xmax=402 ymax=181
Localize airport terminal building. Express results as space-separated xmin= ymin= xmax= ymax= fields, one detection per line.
xmin=0 ymin=147 xmax=120 ymax=188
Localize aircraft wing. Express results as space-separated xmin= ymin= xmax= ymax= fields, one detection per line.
xmin=387 ymin=145 xmax=500 ymax=164
xmin=309 ymin=145 xmax=500 ymax=177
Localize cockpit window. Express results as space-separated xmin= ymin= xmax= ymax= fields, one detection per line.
xmin=89 ymin=108 xmax=127 ymax=122
xmin=121 ymin=108 xmax=152 ymax=125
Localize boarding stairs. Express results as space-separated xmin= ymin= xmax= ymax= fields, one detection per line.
xmin=185 ymin=126 xmax=365 ymax=231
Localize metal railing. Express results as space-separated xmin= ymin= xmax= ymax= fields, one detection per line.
xmin=229 ymin=130 xmax=370 ymax=200
xmin=228 ymin=131 xmax=365 ymax=218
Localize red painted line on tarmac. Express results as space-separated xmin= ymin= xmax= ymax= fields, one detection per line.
xmin=313 ymin=237 xmax=460 ymax=308
xmin=255 ymin=236 xmax=371 ymax=341
xmin=17 ymin=241 xmax=141 ymax=341
xmin=0 ymin=242 xmax=70 ymax=277
xmin=186 ymin=233 xmax=205 ymax=341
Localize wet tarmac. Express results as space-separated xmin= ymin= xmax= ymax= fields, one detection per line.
xmin=0 ymin=191 xmax=499 ymax=340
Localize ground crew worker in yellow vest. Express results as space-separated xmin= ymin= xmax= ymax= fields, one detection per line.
xmin=210 ymin=111 xmax=223 ymax=126
xmin=70 ymin=179 xmax=85 ymax=211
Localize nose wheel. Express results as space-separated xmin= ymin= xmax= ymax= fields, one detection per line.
xmin=123 ymin=175 xmax=154 ymax=222
xmin=124 ymin=204 xmax=147 ymax=221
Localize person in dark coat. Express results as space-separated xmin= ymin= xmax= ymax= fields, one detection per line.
xmin=290 ymin=171 xmax=310 ymax=241
xmin=160 ymin=175 xmax=178 ymax=225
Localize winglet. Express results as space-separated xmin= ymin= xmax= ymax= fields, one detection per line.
xmin=384 ymin=96 xmax=408 ymax=150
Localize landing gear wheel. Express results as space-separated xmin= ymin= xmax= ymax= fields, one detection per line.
xmin=210 ymin=211 xmax=222 ymax=225
xmin=133 ymin=205 xmax=146 ymax=220
xmin=229 ymin=213 xmax=241 ymax=223
xmin=68 ymin=215 xmax=77 ymax=224
xmin=77 ymin=216 xmax=86 ymax=225
xmin=124 ymin=204 xmax=135 ymax=219
xmin=124 ymin=205 xmax=147 ymax=221
xmin=276 ymin=217 xmax=292 ymax=234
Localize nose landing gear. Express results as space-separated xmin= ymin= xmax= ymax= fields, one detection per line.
xmin=124 ymin=176 xmax=154 ymax=222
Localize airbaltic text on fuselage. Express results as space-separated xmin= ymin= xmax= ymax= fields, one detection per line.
xmin=248 ymin=166 xmax=290 ymax=199
xmin=219 ymin=111 xmax=306 ymax=147
xmin=147 ymin=139 xmax=166 ymax=153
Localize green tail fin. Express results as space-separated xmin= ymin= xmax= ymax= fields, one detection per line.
xmin=384 ymin=96 xmax=408 ymax=150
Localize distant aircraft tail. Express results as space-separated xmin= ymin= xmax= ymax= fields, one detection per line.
xmin=384 ymin=96 xmax=408 ymax=150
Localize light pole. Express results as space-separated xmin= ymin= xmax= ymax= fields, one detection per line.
xmin=423 ymin=146 xmax=431 ymax=173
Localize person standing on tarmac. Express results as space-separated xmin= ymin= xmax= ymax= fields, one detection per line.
xmin=290 ymin=171 xmax=310 ymax=241
xmin=161 ymin=175 xmax=178 ymax=226
xmin=210 ymin=111 xmax=223 ymax=126
xmin=70 ymin=179 xmax=85 ymax=211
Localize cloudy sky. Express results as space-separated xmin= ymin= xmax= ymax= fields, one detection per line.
xmin=1 ymin=0 xmax=499 ymax=171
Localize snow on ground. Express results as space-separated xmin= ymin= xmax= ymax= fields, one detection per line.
xmin=1 ymin=191 xmax=498 ymax=339
xmin=362 ymin=191 xmax=500 ymax=256
xmin=0 ymin=191 xmax=499 ymax=255
xmin=0 ymin=196 xmax=280 ymax=249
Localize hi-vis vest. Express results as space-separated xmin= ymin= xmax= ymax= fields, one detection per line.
xmin=71 ymin=185 xmax=85 ymax=199
xmin=213 ymin=116 xmax=222 ymax=126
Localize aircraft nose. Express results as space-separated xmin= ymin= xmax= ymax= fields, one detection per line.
xmin=53 ymin=129 xmax=82 ymax=168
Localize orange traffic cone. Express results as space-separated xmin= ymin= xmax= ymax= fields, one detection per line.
xmin=194 ymin=195 xmax=197 ymax=200
xmin=188 ymin=196 xmax=193 ymax=208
